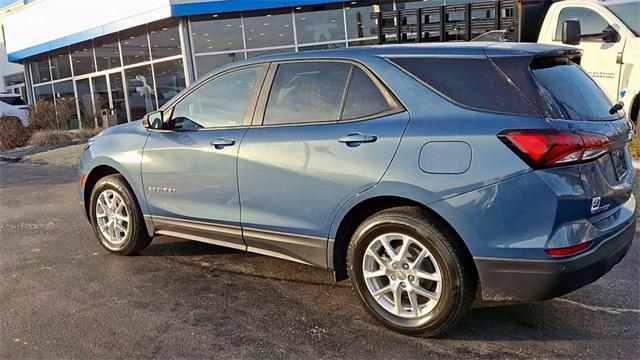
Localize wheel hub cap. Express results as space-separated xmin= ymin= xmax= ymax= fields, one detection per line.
xmin=95 ymin=189 xmax=131 ymax=250
xmin=362 ymin=233 xmax=443 ymax=319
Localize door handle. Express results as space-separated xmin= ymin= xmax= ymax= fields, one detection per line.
xmin=210 ymin=137 xmax=236 ymax=149
xmin=338 ymin=132 xmax=377 ymax=147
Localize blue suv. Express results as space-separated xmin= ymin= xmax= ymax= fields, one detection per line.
xmin=79 ymin=43 xmax=636 ymax=336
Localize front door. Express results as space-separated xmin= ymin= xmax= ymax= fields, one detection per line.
xmin=549 ymin=6 xmax=625 ymax=103
xmin=238 ymin=61 xmax=409 ymax=267
xmin=141 ymin=65 xmax=266 ymax=249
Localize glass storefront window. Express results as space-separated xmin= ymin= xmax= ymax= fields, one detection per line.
xmin=243 ymin=10 xmax=294 ymax=49
xmin=153 ymin=59 xmax=186 ymax=108
xmin=194 ymin=52 xmax=245 ymax=78
xmin=120 ymin=25 xmax=151 ymax=65
xmin=246 ymin=47 xmax=294 ymax=58
xmin=4 ymin=72 xmax=25 ymax=87
xmin=71 ymin=40 xmax=96 ymax=76
xmin=34 ymin=84 xmax=53 ymax=102
xmin=191 ymin=14 xmax=244 ymax=53
xmin=109 ymin=72 xmax=128 ymax=125
xmin=94 ymin=34 xmax=121 ymax=71
xmin=298 ymin=42 xmax=345 ymax=51
xmin=125 ymin=65 xmax=156 ymax=120
xmin=345 ymin=1 xmax=379 ymax=40
xmin=149 ymin=18 xmax=182 ymax=59
xmin=92 ymin=76 xmax=110 ymax=124
xmin=50 ymin=47 xmax=72 ymax=80
xmin=75 ymin=78 xmax=95 ymax=128
xmin=53 ymin=80 xmax=79 ymax=130
xmin=31 ymin=55 xmax=51 ymax=84
xmin=295 ymin=5 xmax=346 ymax=44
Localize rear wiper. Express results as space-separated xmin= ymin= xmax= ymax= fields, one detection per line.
xmin=609 ymin=101 xmax=624 ymax=115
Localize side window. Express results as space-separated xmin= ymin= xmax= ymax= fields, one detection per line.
xmin=264 ymin=62 xmax=351 ymax=125
xmin=389 ymin=57 xmax=538 ymax=116
xmin=342 ymin=67 xmax=394 ymax=120
xmin=171 ymin=66 xmax=261 ymax=129
xmin=554 ymin=7 xmax=609 ymax=41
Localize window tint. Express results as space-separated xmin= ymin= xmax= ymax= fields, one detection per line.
xmin=555 ymin=7 xmax=609 ymax=40
xmin=0 ymin=96 xmax=26 ymax=106
xmin=342 ymin=68 xmax=393 ymax=120
xmin=532 ymin=62 xmax=617 ymax=121
xmin=264 ymin=62 xmax=351 ymax=125
xmin=389 ymin=57 xmax=538 ymax=116
xmin=171 ymin=66 xmax=261 ymax=129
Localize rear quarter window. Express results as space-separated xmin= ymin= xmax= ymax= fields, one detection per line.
xmin=389 ymin=57 xmax=539 ymax=116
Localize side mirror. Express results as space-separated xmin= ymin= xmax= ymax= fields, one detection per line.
xmin=144 ymin=110 xmax=164 ymax=130
xmin=562 ymin=19 xmax=581 ymax=45
xmin=602 ymin=25 xmax=620 ymax=43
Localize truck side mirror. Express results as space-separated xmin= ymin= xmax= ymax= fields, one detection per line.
xmin=601 ymin=25 xmax=620 ymax=43
xmin=562 ymin=20 xmax=581 ymax=45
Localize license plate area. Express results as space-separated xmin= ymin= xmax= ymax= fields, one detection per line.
xmin=611 ymin=148 xmax=627 ymax=180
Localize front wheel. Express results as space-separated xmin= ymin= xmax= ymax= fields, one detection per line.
xmin=89 ymin=174 xmax=152 ymax=255
xmin=347 ymin=207 xmax=476 ymax=336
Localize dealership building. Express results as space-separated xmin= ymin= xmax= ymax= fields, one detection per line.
xmin=3 ymin=0 xmax=466 ymax=129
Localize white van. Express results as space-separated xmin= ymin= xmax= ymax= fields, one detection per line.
xmin=0 ymin=93 xmax=29 ymax=126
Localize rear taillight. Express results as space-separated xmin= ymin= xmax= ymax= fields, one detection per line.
xmin=545 ymin=241 xmax=592 ymax=257
xmin=498 ymin=129 xmax=610 ymax=169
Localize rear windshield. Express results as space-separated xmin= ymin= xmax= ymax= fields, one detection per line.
xmin=531 ymin=59 xmax=620 ymax=121
xmin=0 ymin=96 xmax=26 ymax=106
xmin=388 ymin=57 xmax=539 ymax=116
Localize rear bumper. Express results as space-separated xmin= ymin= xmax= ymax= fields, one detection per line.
xmin=475 ymin=217 xmax=635 ymax=302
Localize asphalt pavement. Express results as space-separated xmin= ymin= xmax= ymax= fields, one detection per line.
xmin=1 ymin=163 xmax=639 ymax=359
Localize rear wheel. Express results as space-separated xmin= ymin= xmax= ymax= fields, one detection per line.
xmin=347 ymin=206 xmax=476 ymax=336
xmin=89 ymin=175 xmax=152 ymax=255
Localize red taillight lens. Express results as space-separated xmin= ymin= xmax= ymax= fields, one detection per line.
xmin=498 ymin=129 xmax=610 ymax=169
xmin=545 ymin=241 xmax=592 ymax=257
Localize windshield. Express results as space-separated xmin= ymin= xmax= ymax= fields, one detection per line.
xmin=531 ymin=60 xmax=621 ymax=121
xmin=606 ymin=0 xmax=640 ymax=36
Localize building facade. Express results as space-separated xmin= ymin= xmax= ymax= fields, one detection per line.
xmin=3 ymin=0 xmax=465 ymax=129
xmin=0 ymin=0 xmax=26 ymax=100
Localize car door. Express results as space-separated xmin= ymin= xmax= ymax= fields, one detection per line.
xmin=549 ymin=6 xmax=625 ymax=103
xmin=237 ymin=60 xmax=409 ymax=267
xmin=142 ymin=64 xmax=267 ymax=250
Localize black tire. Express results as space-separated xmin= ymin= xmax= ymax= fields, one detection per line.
xmin=347 ymin=206 xmax=476 ymax=336
xmin=89 ymin=174 xmax=152 ymax=255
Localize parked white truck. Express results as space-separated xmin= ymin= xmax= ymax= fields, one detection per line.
xmin=537 ymin=0 xmax=639 ymax=123
xmin=376 ymin=0 xmax=640 ymax=123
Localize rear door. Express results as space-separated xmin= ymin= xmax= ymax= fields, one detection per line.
xmin=237 ymin=60 xmax=409 ymax=267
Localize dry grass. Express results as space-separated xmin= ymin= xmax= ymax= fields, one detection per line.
xmin=0 ymin=116 xmax=31 ymax=150
xmin=73 ymin=127 xmax=104 ymax=139
xmin=22 ymin=144 xmax=85 ymax=167
xmin=28 ymin=130 xmax=73 ymax=147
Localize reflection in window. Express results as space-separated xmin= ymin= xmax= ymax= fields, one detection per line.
xmin=149 ymin=18 xmax=182 ymax=59
xmin=171 ymin=66 xmax=260 ymax=129
xmin=94 ymin=34 xmax=121 ymax=71
xmin=92 ymin=76 xmax=110 ymax=124
xmin=31 ymin=55 xmax=51 ymax=84
xmin=195 ymin=52 xmax=245 ymax=78
xmin=50 ymin=47 xmax=72 ymax=80
xmin=4 ymin=72 xmax=24 ymax=87
xmin=109 ymin=72 xmax=128 ymax=124
xmin=53 ymin=80 xmax=79 ymax=130
xmin=125 ymin=65 xmax=156 ymax=120
xmin=191 ymin=14 xmax=244 ymax=53
xmin=243 ymin=10 xmax=294 ymax=49
xmin=295 ymin=5 xmax=346 ymax=44
xmin=264 ymin=62 xmax=351 ymax=125
xmin=71 ymin=40 xmax=96 ymax=76
xmin=555 ymin=7 xmax=610 ymax=40
xmin=120 ymin=25 xmax=151 ymax=65
xmin=34 ymin=84 xmax=54 ymax=102
xmin=299 ymin=42 xmax=345 ymax=51
xmin=246 ymin=47 xmax=294 ymax=58
xmin=342 ymin=68 xmax=392 ymax=120
xmin=345 ymin=1 xmax=378 ymax=40
xmin=153 ymin=59 xmax=186 ymax=108
xmin=76 ymin=78 xmax=95 ymax=128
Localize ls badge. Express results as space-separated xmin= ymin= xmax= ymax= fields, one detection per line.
xmin=591 ymin=196 xmax=609 ymax=214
